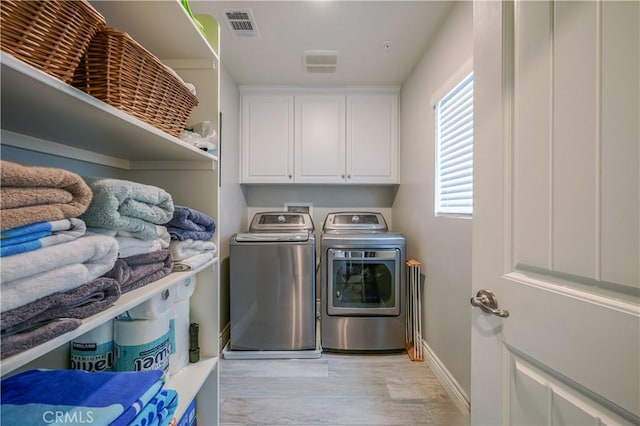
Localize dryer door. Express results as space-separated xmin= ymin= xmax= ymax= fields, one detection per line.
xmin=327 ymin=248 xmax=401 ymax=316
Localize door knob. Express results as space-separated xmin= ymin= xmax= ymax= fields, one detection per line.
xmin=470 ymin=289 xmax=509 ymax=318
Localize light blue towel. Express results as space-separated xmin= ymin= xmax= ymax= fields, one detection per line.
xmin=0 ymin=218 xmax=87 ymax=257
xmin=81 ymin=177 xmax=174 ymax=240
xmin=1 ymin=369 xmax=164 ymax=426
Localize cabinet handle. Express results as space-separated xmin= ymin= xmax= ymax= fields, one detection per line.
xmin=347 ymin=174 xmax=351 ymax=179
xmin=341 ymin=174 xmax=345 ymax=179
xmin=288 ymin=174 xmax=292 ymax=179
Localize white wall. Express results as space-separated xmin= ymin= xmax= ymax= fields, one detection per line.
xmin=219 ymin=65 xmax=247 ymax=335
xmin=243 ymin=184 xmax=397 ymax=231
xmin=393 ymin=1 xmax=473 ymax=398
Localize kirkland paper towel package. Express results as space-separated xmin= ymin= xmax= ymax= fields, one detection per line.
xmin=70 ymin=321 xmax=114 ymax=372
xmin=113 ymin=313 xmax=171 ymax=378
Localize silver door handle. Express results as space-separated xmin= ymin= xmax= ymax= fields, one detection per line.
xmin=470 ymin=289 xmax=509 ymax=318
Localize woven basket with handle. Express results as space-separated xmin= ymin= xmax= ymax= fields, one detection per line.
xmin=72 ymin=27 xmax=199 ymax=138
xmin=0 ymin=0 xmax=106 ymax=84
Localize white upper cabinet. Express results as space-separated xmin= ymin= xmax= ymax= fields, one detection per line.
xmin=295 ymin=95 xmax=346 ymax=183
xmin=346 ymin=94 xmax=398 ymax=184
xmin=240 ymin=89 xmax=399 ymax=184
xmin=241 ymin=94 xmax=294 ymax=183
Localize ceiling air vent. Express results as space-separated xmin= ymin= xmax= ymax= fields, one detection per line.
xmin=224 ymin=9 xmax=260 ymax=38
xmin=304 ymin=50 xmax=339 ymax=73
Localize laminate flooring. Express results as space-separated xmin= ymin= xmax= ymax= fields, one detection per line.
xmin=218 ymin=352 xmax=470 ymax=426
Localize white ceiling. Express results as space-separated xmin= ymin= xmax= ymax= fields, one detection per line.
xmin=191 ymin=1 xmax=456 ymax=87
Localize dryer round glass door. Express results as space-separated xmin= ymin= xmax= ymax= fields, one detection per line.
xmin=327 ymin=248 xmax=401 ymax=316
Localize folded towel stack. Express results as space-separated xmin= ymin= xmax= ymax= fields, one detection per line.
xmin=81 ymin=177 xmax=177 ymax=294
xmin=167 ymin=205 xmax=217 ymax=271
xmin=0 ymin=369 xmax=178 ymax=426
xmin=0 ymin=161 xmax=121 ymax=358
xmin=1 ymin=277 xmax=121 ymax=359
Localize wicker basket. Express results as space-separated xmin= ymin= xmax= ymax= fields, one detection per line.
xmin=72 ymin=28 xmax=199 ymax=138
xmin=0 ymin=0 xmax=105 ymax=84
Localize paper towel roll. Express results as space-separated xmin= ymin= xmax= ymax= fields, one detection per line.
xmin=175 ymin=276 xmax=197 ymax=302
xmin=126 ymin=288 xmax=175 ymax=319
xmin=70 ymin=321 xmax=114 ymax=372
xmin=114 ymin=314 xmax=171 ymax=378
xmin=169 ymin=299 xmax=191 ymax=375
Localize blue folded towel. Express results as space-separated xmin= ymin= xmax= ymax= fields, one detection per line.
xmin=166 ymin=205 xmax=216 ymax=241
xmin=1 ymin=369 xmax=164 ymax=426
xmin=1 ymin=218 xmax=86 ymax=257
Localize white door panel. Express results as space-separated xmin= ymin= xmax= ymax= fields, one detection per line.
xmin=552 ymin=1 xmax=599 ymax=278
xmin=472 ymin=1 xmax=639 ymax=424
xmin=294 ymin=95 xmax=345 ymax=183
xmin=241 ymin=95 xmax=294 ymax=183
xmin=508 ymin=354 xmax=632 ymax=426
xmin=346 ymin=94 xmax=399 ymax=183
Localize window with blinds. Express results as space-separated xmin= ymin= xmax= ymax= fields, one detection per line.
xmin=434 ymin=72 xmax=473 ymax=216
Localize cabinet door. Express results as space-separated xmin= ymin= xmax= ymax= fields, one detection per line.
xmin=241 ymin=94 xmax=294 ymax=183
xmin=294 ymin=95 xmax=346 ymax=183
xmin=346 ymin=94 xmax=399 ymax=184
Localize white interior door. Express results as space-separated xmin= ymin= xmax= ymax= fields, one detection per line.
xmin=471 ymin=1 xmax=639 ymax=424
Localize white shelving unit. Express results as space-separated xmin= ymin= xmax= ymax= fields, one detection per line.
xmin=0 ymin=1 xmax=221 ymax=424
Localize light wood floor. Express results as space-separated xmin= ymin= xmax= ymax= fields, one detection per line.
xmin=218 ymin=352 xmax=470 ymax=425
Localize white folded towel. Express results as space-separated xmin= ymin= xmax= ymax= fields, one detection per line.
xmin=89 ymin=226 xmax=170 ymax=258
xmin=172 ymin=252 xmax=214 ymax=272
xmin=169 ymin=239 xmax=217 ymax=261
xmin=1 ymin=234 xmax=119 ymax=312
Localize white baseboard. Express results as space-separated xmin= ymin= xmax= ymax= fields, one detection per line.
xmin=422 ymin=340 xmax=470 ymax=415
xmin=219 ymin=323 xmax=230 ymax=354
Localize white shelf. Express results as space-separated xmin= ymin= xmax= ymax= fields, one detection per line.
xmin=1 ymin=1 xmax=220 ymax=421
xmin=90 ymin=0 xmax=218 ymax=63
xmin=0 ymin=258 xmax=218 ymax=376
xmin=166 ymin=357 xmax=218 ymax=421
xmin=0 ymin=53 xmax=218 ymax=164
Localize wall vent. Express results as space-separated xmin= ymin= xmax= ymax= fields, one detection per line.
xmin=223 ymin=9 xmax=260 ymax=38
xmin=304 ymin=50 xmax=338 ymax=73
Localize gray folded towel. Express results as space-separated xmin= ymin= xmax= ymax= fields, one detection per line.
xmin=1 ymin=277 xmax=120 ymax=335
xmin=1 ymin=319 xmax=82 ymax=359
xmin=103 ymin=250 xmax=173 ymax=294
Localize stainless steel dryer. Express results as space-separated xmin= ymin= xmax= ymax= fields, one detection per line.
xmin=320 ymin=212 xmax=406 ymax=352
xmin=227 ymin=212 xmax=319 ymax=358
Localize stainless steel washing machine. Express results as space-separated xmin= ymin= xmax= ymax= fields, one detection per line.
xmin=227 ymin=212 xmax=318 ymax=357
xmin=320 ymin=212 xmax=406 ymax=352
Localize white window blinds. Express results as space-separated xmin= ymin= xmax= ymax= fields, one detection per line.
xmin=435 ymin=72 xmax=473 ymax=216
